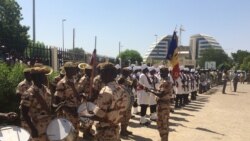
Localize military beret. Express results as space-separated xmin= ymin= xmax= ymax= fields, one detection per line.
xmin=64 ymin=62 xmax=77 ymax=68
xmin=99 ymin=62 xmax=115 ymax=70
xmin=30 ymin=66 xmax=51 ymax=74
xmin=160 ymin=67 xmax=169 ymax=73
xmin=141 ymin=64 xmax=148 ymax=70
xmin=122 ymin=68 xmax=131 ymax=73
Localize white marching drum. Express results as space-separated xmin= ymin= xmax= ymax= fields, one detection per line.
xmin=46 ymin=118 xmax=76 ymax=141
xmin=0 ymin=126 xmax=30 ymax=141
xmin=77 ymin=102 xmax=95 ymax=127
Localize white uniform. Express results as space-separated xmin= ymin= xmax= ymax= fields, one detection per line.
xmin=137 ymin=73 xmax=152 ymax=105
xmin=148 ymin=75 xmax=159 ymax=105
xmin=175 ymin=74 xmax=185 ymax=95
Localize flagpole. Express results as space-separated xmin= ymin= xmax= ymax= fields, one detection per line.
xmin=95 ymin=36 xmax=97 ymax=50
xmin=88 ymin=36 xmax=97 ymax=100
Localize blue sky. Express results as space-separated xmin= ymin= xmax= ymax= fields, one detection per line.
xmin=16 ymin=0 xmax=250 ymax=58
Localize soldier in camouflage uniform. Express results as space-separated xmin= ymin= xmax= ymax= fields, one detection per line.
xmin=53 ymin=67 xmax=65 ymax=85
xmin=77 ymin=64 xmax=95 ymax=139
xmin=117 ymin=67 xmax=133 ymax=137
xmin=53 ymin=62 xmax=80 ymax=133
xmin=92 ymin=64 xmax=105 ymax=100
xmin=16 ymin=68 xmax=33 ymax=97
xmin=80 ymin=62 xmax=129 ymax=141
xmin=16 ymin=68 xmax=32 ymax=132
xmin=149 ymin=67 xmax=172 ymax=141
xmin=20 ymin=66 xmax=52 ymax=141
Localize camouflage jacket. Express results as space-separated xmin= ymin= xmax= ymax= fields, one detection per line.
xmin=93 ymin=81 xmax=129 ymax=127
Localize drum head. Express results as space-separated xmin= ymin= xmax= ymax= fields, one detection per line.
xmin=0 ymin=126 xmax=30 ymax=141
xmin=77 ymin=102 xmax=95 ymax=116
xmin=46 ymin=118 xmax=74 ymax=141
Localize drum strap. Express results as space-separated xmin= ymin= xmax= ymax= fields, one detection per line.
xmin=34 ymin=91 xmax=51 ymax=114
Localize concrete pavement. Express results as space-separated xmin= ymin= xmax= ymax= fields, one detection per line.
xmin=122 ymin=83 xmax=250 ymax=141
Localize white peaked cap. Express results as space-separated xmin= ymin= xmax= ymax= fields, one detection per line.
xmin=148 ymin=66 xmax=155 ymax=72
xmin=125 ymin=66 xmax=132 ymax=71
xmin=180 ymin=66 xmax=185 ymax=70
xmin=115 ymin=64 xmax=121 ymax=69
xmin=155 ymin=67 xmax=160 ymax=72
xmin=130 ymin=64 xmax=136 ymax=67
xmin=133 ymin=66 xmax=141 ymax=71
xmin=141 ymin=64 xmax=148 ymax=70
xmin=158 ymin=65 xmax=165 ymax=69
xmin=184 ymin=68 xmax=190 ymax=71
xmin=190 ymin=69 xmax=195 ymax=72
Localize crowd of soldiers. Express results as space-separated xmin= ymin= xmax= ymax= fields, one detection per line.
xmin=2 ymin=61 xmax=228 ymax=141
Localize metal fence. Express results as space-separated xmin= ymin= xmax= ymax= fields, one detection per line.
xmin=0 ymin=44 xmax=116 ymax=69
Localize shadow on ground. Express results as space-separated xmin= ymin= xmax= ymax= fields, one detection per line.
xmin=170 ymin=116 xmax=189 ymax=122
xmin=124 ymin=134 xmax=153 ymax=141
xmin=172 ymin=111 xmax=194 ymax=117
xmin=195 ymin=127 xmax=225 ymax=136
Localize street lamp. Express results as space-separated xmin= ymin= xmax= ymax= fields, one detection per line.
xmin=32 ymin=0 xmax=36 ymax=46
xmin=62 ymin=19 xmax=66 ymax=50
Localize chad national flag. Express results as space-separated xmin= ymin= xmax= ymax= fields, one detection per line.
xmin=166 ymin=31 xmax=180 ymax=80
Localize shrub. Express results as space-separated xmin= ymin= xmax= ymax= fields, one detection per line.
xmin=0 ymin=62 xmax=25 ymax=125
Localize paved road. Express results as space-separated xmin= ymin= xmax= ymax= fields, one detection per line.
xmin=121 ymin=83 xmax=250 ymax=141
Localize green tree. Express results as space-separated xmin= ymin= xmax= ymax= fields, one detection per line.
xmin=117 ymin=49 xmax=142 ymax=66
xmin=231 ymin=50 xmax=250 ymax=69
xmin=0 ymin=0 xmax=29 ymax=54
xmin=198 ymin=48 xmax=232 ymax=69
xmin=240 ymin=56 xmax=250 ymax=71
xmin=67 ymin=47 xmax=86 ymax=61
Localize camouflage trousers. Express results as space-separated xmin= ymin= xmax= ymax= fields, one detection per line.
xmin=21 ymin=120 xmax=31 ymax=133
xmin=157 ymin=103 xmax=170 ymax=141
xmin=120 ymin=108 xmax=132 ymax=129
xmin=95 ymin=124 xmax=120 ymax=141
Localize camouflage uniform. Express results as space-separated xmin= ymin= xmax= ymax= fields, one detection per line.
xmin=20 ymin=84 xmax=52 ymax=141
xmin=94 ymin=81 xmax=129 ymax=141
xmin=156 ymin=79 xmax=173 ymax=141
xmin=117 ymin=77 xmax=133 ymax=134
xmin=16 ymin=79 xmax=32 ymax=133
xmin=54 ymin=76 xmax=80 ymax=130
xmin=54 ymin=75 xmax=63 ymax=84
xmin=77 ymin=75 xmax=91 ymax=95
xmin=93 ymin=75 xmax=105 ymax=93
xmin=77 ymin=74 xmax=94 ymax=136
xmin=16 ymin=79 xmax=32 ymax=96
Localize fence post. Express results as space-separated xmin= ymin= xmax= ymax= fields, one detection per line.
xmin=51 ymin=46 xmax=58 ymax=71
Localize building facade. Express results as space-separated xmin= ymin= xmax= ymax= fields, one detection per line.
xmin=143 ymin=34 xmax=223 ymax=68
xmin=190 ymin=34 xmax=223 ymax=60
xmin=143 ymin=35 xmax=172 ymax=63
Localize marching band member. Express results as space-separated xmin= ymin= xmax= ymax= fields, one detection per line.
xmin=20 ymin=65 xmax=52 ymax=141
xmin=77 ymin=64 xmax=95 ymax=139
xmin=16 ymin=68 xmax=32 ymax=132
xmin=79 ymin=62 xmax=129 ymax=141
xmin=53 ymin=62 xmax=80 ymax=134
